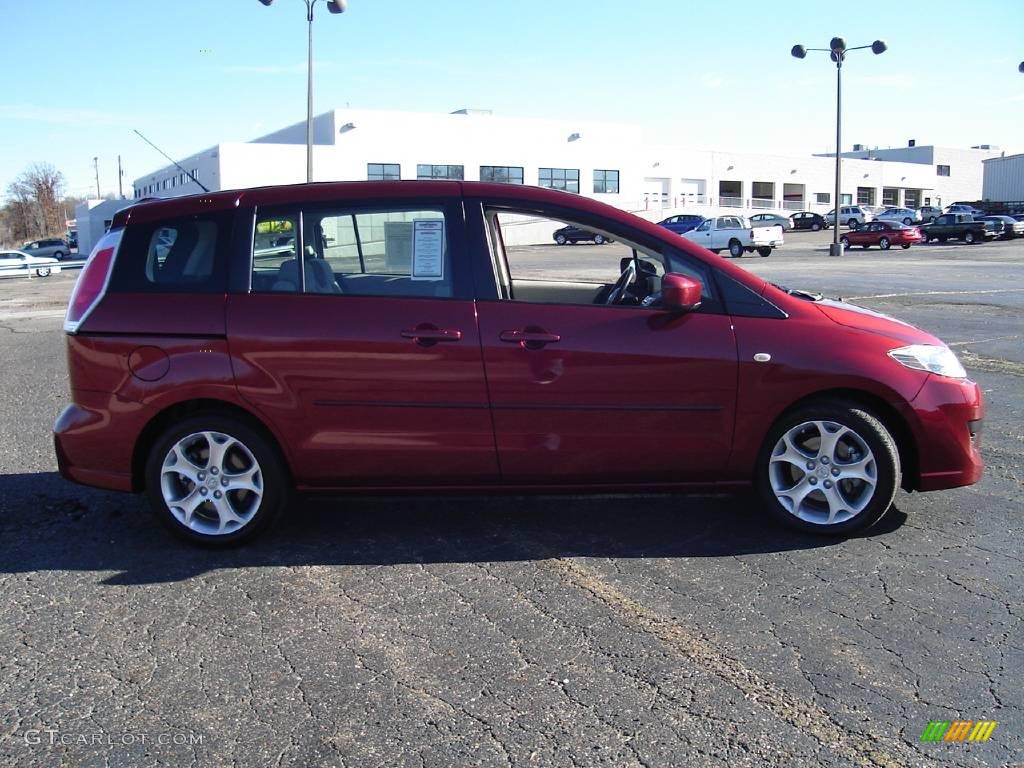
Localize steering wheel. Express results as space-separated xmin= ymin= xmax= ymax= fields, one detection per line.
xmin=605 ymin=260 xmax=637 ymax=305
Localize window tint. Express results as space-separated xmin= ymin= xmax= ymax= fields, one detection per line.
xmin=110 ymin=213 xmax=229 ymax=293
xmin=252 ymin=215 xmax=299 ymax=290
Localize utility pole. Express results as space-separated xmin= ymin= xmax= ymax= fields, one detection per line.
xmin=118 ymin=155 xmax=125 ymax=199
xmin=93 ymin=157 xmax=101 ymax=199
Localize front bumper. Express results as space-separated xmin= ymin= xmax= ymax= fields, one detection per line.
xmin=909 ymin=376 xmax=984 ymax=491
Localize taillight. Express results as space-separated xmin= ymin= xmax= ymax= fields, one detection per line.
xmin=64 ymin=229 xmax=122 ymax=334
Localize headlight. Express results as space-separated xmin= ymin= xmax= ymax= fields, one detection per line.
xmin=888 ymin=344 xmax=966 ymax=378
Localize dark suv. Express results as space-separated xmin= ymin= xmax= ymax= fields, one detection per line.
xmin=55 ymin=181 xmax=983 ymax=546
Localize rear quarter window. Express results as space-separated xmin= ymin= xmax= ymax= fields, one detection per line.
xmin=109 ymin=212 xmax=231 ymax=293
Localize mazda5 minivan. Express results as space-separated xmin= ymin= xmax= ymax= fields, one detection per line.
xmin=55 ymin=182 xmax=983 ymax=545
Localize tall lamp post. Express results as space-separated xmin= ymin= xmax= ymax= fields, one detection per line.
xmin=792 ymin=37 xmax=887 ymax=256
xmin=258 ymin=0 xmax=347 ymax=183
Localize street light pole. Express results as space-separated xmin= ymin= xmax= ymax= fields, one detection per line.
xmin=792 ymin=38 xmax=886 ymax=256
xmin=258 ymin=0 xmax=347 ymax=184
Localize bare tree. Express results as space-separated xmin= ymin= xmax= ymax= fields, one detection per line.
xmin=1 ymin=163 xmax=67 ymax=246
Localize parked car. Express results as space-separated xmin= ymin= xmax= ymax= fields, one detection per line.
xmin=918 ymin=205 xmax=943 ymax=223
xmin=789 ymin=212 xmax=829 ymax=231
xmin=840 ymin=221 xmax=923 ymax=250
xmin=980 ymin=215 xmax=1024 ymax=239
xmin=553 ymin=224 xmax=610 ymax=245
xmin=656 ymin=214 xmax=705 ymax=235
xmin=824 ymin=206 xmax=874 ymax=228
xmin=876 ymin=208 xmax=921 ymax=226
xmin=682 ymin=215 xmax=783 ymax=257
xmin=945 ymin=204 xmax=986 ymax=217
xmin=55 ymin=181 xmax=983 ymax=545
xmin=0 ymin=249 xmax=62 ymax=278
xmin=749 ymin=213 xmax=792 ymax=231
xmin=920 ymin=213 xmax=999 ymax=244
xmin=21 ymin=238 xmax=69 ymax=260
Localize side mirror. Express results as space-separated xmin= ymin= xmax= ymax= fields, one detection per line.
xmin=661 ymin=273 xmax=702 ymax=312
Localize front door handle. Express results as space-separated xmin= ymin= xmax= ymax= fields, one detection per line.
xmin=499 ymin=328 xmax=561 ymax=349
xmin=401 ymin=325 xmax=462 ymax=347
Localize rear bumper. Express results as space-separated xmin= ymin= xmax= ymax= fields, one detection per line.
xmin=53 ymin=392 xmax=151 ymax=493
xmin=910 ymin=376 xmax=984 ymax=491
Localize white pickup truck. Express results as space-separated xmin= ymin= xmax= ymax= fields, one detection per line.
xmin=682 ymin=215 xmax=783 ymax=257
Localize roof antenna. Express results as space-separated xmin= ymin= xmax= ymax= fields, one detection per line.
xmin=132 ymin=129 xmax=210 ymax=192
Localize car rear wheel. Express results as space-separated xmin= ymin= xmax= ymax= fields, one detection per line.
xmin=756 ymin=400 xmax=900 ymax=535
xmin=840 ymin=236 xmax=850 ymax=248
xmin=144 ymin=415 xmax=288 ymax=546
xmin=53 ymin=251 xmax=65 ymax=260
xmin=593 ymin=234 xmax=606 ymax=245
xmin=756 ymin=246 xmax=772 ymax=257
xmin=847 ymin=218 xmax=858 ymax=228
xmin=728 ymin=239 xmax=744 ymax=258
xmin=902 ymin=218 xmax=912 ymax=225
xmin=964 ymin=231 xmax=976 ymax=244
xmin=879 ymin=237 xmax=891 ymax=250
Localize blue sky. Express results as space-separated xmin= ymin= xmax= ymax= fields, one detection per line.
xmin=1 ymin=0 xmax=1022 ymax=200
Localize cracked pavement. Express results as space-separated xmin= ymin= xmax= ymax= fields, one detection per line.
xmin=0 ymin=233 xmax=1020 ymax=767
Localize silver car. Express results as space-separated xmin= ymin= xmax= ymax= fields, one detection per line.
xmin=918 ymin=205 xmax=943 ymax=223
xmin=748 ymin=213 xmax=792 ymax=231
xmin=21 ymin=238 xmax=69 ymax=260
xmin=0 ymin=249 xmax=62 ymax=278
xmin=876 ymin=207 xmax=921 ymax=225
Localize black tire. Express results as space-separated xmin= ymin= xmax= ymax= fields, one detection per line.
xmin=144 ymin=414 xmax=289 ymax=547
xmin=756 ymin=246 xmax=772 ymax=257
xmin=811 ymin=223 xmax=821 ymax=231
xmin=847 ymin=218 xmax=858 ymax=228
xmin=53 ymin=251 xmax=65 ymax=260
xmin=755 ymin=399 xmax=900 ymax=535
xmin=593 ymin=234 xmax=606 ymax=245
xmin=555 ymin=234 xmax=567 ymax=245
xmin=902 ymin=217 xmax=912 ymax=226
xmin=938 ymin=236 xmax=947 ymax=243
xmin=921 ymin=232 xmax=930 ymax=243
xmin=964 ymin=231 xmax=976 ymax=244
xmin=728 ymin=239 xmax=744 ymax=258
xmin=840 ymin=236 xmax=850 ymax=249
xmin=36 ymin=267 xmax=51 ymax=277
xmin=879 ymin=237 xmax=891 ymax=250
xmin=901 ymin=243 xmax=911 ymax=249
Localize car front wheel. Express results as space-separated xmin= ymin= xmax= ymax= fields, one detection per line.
xmin=756 ymin=400 xmax=900 ymax=535
xmin=593 ymin=234 xmax=606 ymax=245
xmin=811 ymin=223 xmax=821 ymax=231
xmin=555 ymin=234 xmax=567 ymax=245
xmin=144 ymin=415 xmax=288 ymax=546
xmin=879 ymin=237 xmax=891 ymax=250
xmin=840 ymin=236 xmax=850 ymax=249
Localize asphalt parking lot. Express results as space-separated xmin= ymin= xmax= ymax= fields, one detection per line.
xmin=0 ymin=230 xmax=1021 ymax=767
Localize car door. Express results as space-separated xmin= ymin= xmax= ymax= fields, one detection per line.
xmin=466 ymin=200 xmax=738 ymax=485
xmin=227 ymin=195 xmax=499 ymax=488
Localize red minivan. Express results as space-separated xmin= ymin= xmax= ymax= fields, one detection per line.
xmin=54 ymin=182 xmax=983 ymax=545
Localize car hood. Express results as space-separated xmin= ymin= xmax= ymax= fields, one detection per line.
xmin=813 ymin=298 xmax=942 ymax=345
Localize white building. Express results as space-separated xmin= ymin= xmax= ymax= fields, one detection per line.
xmin=828 ymin=142 xmax=1003 ymax=207
xmin=74 ymin=199 xmax=134 ymax=255
xmin=982 ymin=153 xmax=1024 ymax=203
xmin=128 ymin=108 xmax=994 ymax=231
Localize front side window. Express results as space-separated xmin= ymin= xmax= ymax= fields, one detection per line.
xmin=253 ymin=206 xmax=456 ymax=299
xmin=368 ymin=163 xmax=401 ymax=181
xmin=479 ymin=208 xmax=718 ymax=312
xmin=594 ymin=169 xmax=620 ymax=194
xmin=480 ymin=166 xmax=524 ymax=185
xmin=417 ymin=164 xmax=464 ymax=180
xmin=538 ymin=167 xmax=580 ymax=193
xmin=937 ymin=165 xmax=951 ymax=176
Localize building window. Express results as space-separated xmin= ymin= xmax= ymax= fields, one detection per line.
xmin=368 ymin=163 xmax=401 ymax=181
xmin=882 ymin=188 xmax=898 ymax=207
xmin=593 ymin=169 xmax=619 ymax=194
xmin=480 ymin=166 xmax=524 ymax=184
xmin=538 ymin=167 xmax=580 ymax=193
xmin=840 ymin=193 xmax=852 ymax=205
xmin=416 ymin=164 xmax=464 ymax=180
xmin=857 ymin=187 xmax=875 ymax=206
xmin=937 ymin=165 xmax=950 ymax=176
xmin=815 ymin=192 xmax=830 ymax=204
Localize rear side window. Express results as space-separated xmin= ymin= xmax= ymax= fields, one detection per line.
xmin=110 ymin=213 xmax=231 ymax=293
